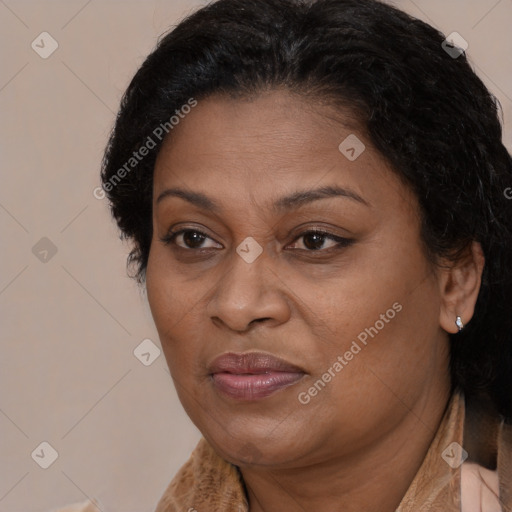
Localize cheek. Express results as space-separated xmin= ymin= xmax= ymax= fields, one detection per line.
xmin=146 ymin=243 xmax=191 ymax=324
xmin=296 ymin=241 xmax=441 ymax=392
xmin=295 ymin=291 xmax=442 ymax=449
xmin=145 ymin=245 xmax=206 ymax=373
xmin=146 ymin=248 xmax=183 ymax=356
xmin=145 ymin=247 xmax=169 ymax=331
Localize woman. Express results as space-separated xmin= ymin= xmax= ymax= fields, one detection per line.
xmin=95 ymin=0 xmax=512 ymax=510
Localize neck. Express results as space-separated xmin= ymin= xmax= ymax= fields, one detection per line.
xmin=240 ymin=381 xmax=452 ymax=512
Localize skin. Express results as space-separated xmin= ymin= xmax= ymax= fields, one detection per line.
xmin=145 ymin=89 xmax=485 ymax=512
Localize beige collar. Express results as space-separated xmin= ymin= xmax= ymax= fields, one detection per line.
xmin=396 ymin=391 xmax=465 ymax=511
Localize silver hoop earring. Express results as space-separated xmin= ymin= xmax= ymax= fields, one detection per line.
xmin=455 ymin=316 xmax=464 ymax=332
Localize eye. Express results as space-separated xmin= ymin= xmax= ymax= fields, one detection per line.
xmin=160 ymin=227 xmax=354 ymax=253
xmin=160 ymin=228 xmax=221 ymax=250
xmin=287 ymin=230 xmax=354 ymax=252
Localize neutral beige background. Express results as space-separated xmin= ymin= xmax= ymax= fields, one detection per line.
xmin=1 ymin=1 xmax=511 ymax=511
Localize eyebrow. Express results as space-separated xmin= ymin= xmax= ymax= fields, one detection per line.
xmin=156 ymin=184 xmax=370 ymax=212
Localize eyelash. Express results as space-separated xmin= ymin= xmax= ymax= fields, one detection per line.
xmin=159 ymin=228 xmax=354 ymax=253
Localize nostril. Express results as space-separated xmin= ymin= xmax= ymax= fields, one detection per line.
xmin=250 ymin=317 xmax=270 ymax=325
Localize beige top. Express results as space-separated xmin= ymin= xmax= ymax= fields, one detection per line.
xmin=51 ymin=391 xmax=512 ymax=512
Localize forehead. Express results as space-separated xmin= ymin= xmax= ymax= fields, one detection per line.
xmin=156 ymin=90 xmax=360 ymax=164
xmin=152 ymin=90 xmax=411 ymax=214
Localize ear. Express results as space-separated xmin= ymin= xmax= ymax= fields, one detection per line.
xmin=438 ymin=241 xmax=485 ymax=334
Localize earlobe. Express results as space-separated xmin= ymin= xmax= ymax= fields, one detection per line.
xmin=438 ymin=241 xmax=485 ymax=334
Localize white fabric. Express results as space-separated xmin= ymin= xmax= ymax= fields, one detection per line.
xmin=461 ymin=462 xmax=502 ymax=512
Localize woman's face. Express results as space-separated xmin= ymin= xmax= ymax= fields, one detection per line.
xmin=146 ymin=90 xmax=451 ymax=468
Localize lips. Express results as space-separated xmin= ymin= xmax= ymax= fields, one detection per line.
xmin=208 ymin=352 xmax=306 ymax=400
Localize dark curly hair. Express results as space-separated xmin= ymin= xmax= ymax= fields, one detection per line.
xmin=101 ymin=0 xmax=512 ymax=422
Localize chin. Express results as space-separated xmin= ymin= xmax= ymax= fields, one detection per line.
xmin=205 ymin=427 xmax=308 ymax=469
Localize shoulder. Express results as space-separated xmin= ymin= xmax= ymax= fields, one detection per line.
xmin=460 ymin=412 xmax=512 ymax=512
xmin=462 ymin=392 xmax=512 ymax=511
xmin=461 ymin=462 xmax=501 ymax=512
xmin=49 ymin=498 xmax=101 ymax=512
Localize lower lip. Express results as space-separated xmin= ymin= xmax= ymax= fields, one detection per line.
xmin=211 ymin=371 xmax=305 ymax=400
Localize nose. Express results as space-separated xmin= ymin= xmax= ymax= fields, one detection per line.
xmin=206 ymin=246 xmax=291 ymax=333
